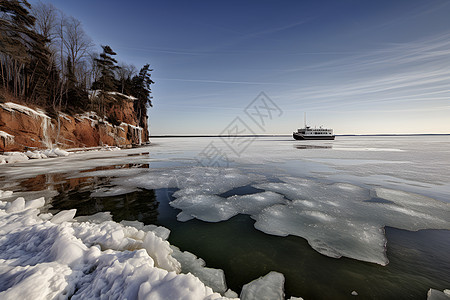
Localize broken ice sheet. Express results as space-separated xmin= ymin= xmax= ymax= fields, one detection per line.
xmin=170 ymin=191 xmax=287 ymax=223
xmin=253 ymin=177 xmax=450 ymax=265
xmin=166 ymin=173 xmax=450 ymax=266
xmin=111 ymin=166 xmax=265 ymax=197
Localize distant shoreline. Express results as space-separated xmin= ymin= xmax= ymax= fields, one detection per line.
xmin=150 ymin=134 xmax=450 ymax=138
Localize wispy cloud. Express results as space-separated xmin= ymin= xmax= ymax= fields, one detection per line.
xmin=282 ymin=32 xmax=450 ymax=112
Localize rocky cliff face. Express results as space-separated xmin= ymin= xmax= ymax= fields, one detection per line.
xmin=0 ymin=98 xmax=149 ymax=152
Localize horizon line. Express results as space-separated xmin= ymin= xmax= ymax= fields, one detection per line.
xmin=150 ymin=133 xmax=450 ymax=138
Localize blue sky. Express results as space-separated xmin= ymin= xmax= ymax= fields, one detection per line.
xmin=33 ymin=0 xmax=450 ymax=134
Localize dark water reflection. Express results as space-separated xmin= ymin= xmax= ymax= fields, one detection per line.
xmin=15 ymin=165 xmax=450 ymax=299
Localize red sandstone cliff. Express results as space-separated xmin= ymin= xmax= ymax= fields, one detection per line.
xmin=0 ymin=97 xmax=149 ymax=152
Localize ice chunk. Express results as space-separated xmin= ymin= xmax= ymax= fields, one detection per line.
xmin=240 ymin=271 xmax=285 ymax=300
xmin=171 ymin=246 xmax=227 ymax=294
xmin=224 ymin=289 xmax=239 ymax=298
xmin=142 ymin=232 xmax=181 ymax=272
xmin=25 ymin=150 xmax=42 ymax=159
xmin=43 ymin=149 xmax=58 ymax=158
xmin=170 ymin=195 xmax=238 ymax=222
xmin=0 ymin=190 xmax=13 ymax=198
xmin=120 ymin=220 xmax=171 ymax=240
xmin=2 ymin=152 xmax=29 ymax=163
xmin=50 ymin=209 xmax=77 ymax=224
xmin=75 ymin=212 xmax=113 ymax=223
xmin=427 ymin=288 xmax=450 ymax=300
xmin=229 ymin=191 xmax=287 ymax=215
xmin=53 ymin=148 xmax=70 ymax=157
xmin=25 ymin=197 xmax=45 ymax=210
xmin=253 ymin=202 xmax=388 ymax=265
xmin=5 ymin=197 xmax=25 ymax=213
xmin=50 ymin=226 xmax=87 ymax=266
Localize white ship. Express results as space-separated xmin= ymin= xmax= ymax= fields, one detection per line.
xmin=293 ymin=114 xmax=335 ymax=140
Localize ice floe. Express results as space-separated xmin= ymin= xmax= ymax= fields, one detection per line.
xmin=154 ymin=172 xmax=450 ymax=266
xmin=60 ymin=162 xmax=450 ymax=266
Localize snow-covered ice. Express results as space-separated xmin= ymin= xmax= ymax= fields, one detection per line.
xmin=0 ymin=193 xmax=234 ymax=299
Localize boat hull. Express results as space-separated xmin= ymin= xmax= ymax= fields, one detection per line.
xmin=293 ymin=133 xmax=335 ymax=140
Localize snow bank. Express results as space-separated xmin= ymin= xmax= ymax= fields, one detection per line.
xmin=0 ymin=148 xmax=70 ymax=164
xmin=0 ymin=152 xmax=29 ymax=163
xmin=0 ymin=194 xmax=232 ymax=299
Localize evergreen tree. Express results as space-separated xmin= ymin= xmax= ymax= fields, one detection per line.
xmin=91 ymin=45 xmax=119 ymax=114
xmin=0 ymin=0 xmax=48 ymax=100
xmin=93 ymin=45 xmax=118 ymax=92
xmin=131 ymin=64 xmax=154 ymax=127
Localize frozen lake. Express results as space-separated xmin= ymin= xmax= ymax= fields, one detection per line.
xmin=1 ymin=135 xmax=449 ymax=299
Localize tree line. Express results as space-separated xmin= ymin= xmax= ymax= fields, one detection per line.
xmin=0 ymin=0 xmax=153 ymax=128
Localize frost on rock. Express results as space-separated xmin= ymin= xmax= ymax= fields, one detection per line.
xmin=240 ymin=271 xmax=285 ymax=300
xmin=0 ymin=194 xmax=232 ymax=300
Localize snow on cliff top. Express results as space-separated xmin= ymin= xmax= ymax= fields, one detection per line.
xmin=0 ymin=102 xmax=50 ymax=119
xmin=88 ymin=90 xmax=137 ymax=101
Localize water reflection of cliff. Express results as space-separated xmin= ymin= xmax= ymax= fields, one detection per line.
xmin=19 ymin=163 xmax=158 ymax=224
xmin=51 ymin=189 xmax=159 ymax=224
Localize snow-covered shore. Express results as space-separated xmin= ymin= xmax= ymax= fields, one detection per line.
xmin=0 ymin=191 xmax=301 ymax=300
xmin=0 ymin=146 xmax=121 ymax=164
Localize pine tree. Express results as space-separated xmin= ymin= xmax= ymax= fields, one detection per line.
xmin=91 ymin=45 xmax=119 ymax=114
xmin=0 ymin=0 xmax=51 ymax=104
xmin=93 ymin=45 xmax=118 ymax=92
xmin=131 ymin=64 xmax=154 ymax=128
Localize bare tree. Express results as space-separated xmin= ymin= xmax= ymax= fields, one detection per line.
xmin=31 ymin=1 xmax=58 ymax=42
xmin=62 ymin=16 xmax=93 ymax=81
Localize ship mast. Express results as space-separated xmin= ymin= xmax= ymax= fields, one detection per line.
xmin=304 ymin=112 xmax=306 ymax=128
